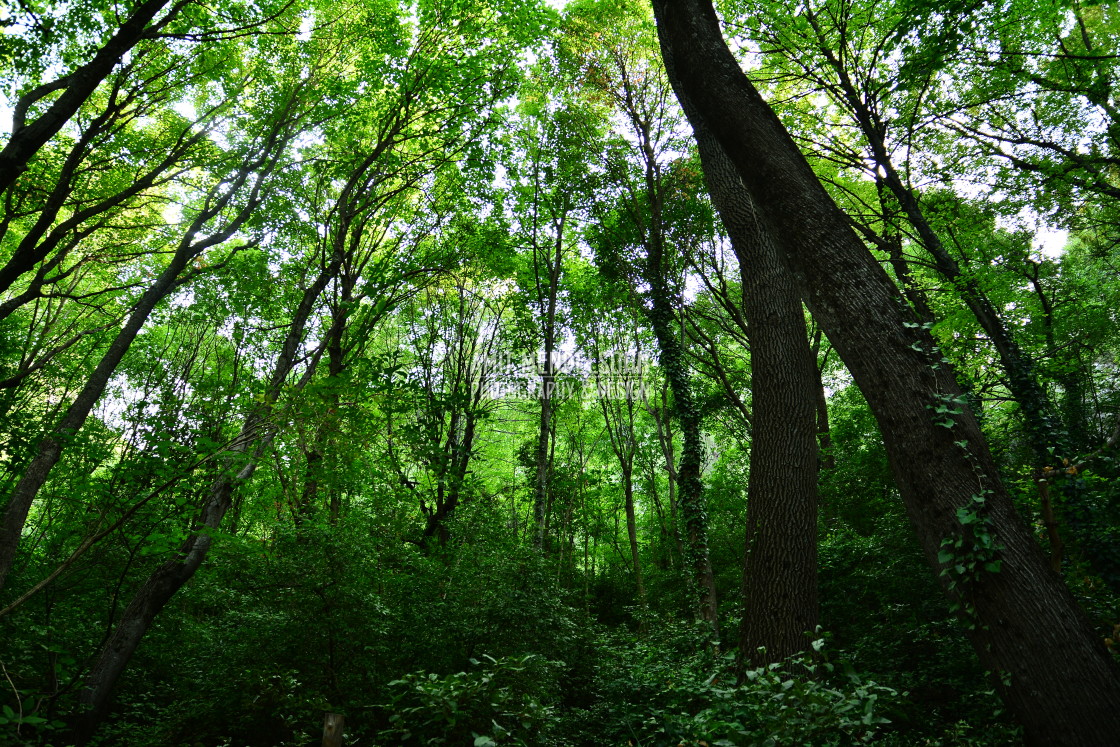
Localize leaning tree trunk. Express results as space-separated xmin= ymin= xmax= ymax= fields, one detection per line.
xmin=685 ymin=109 xmax=820 ymax=665
xmin=650 ymin=1 xmax=1120 ymax=743
xmin=0 ymin=0 xmax=176 ymax=197
xmin=0 ymin=156 xmax=271 ymax=593
xmin=73 ymin=248 xmax=344 ymax=742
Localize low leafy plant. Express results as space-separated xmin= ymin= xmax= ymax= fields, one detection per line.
xmin=374 ymin=654 xmax=561 ymax=745
xmin=584 ymin=626 xmax=900 ymax=746
xmin=654 ymin=648 xmax=899 ymax=746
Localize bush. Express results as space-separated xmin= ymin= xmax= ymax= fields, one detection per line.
xmin=580 ymin=624 xmax=900 ymax=746
xmin=373 ymin=654 xmax=562 ymax=745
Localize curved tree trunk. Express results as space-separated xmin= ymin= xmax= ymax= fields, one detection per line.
xmin=650 ymin=1 xmax=1120 ymax=742
xmin=696 ymin=128 xmax=820 ymax=665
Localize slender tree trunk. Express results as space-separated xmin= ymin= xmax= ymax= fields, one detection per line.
xmin=645 ymin=293 xmax=719 ymax=638
xmin=533 ymin=216 xmax=565 ymax=550
xmin=648 ymin=392 xmax=685 ymax=565
xmin=73 ymin=247 xmax=344 ymax=741
xmin=0 ymin=162 xmax=267 ymax=592
xmin=534 ymin=355 xmax=554 ymax=549
xmin=74 ymin=432 xmax=264 ymax=742
xmin=651 ymin=2 xmax=1120 ymax=742
xmin=621 ymin=466 xmax=647 ymax=611
xmin=811 ymin=331 xmax=835 ymax=472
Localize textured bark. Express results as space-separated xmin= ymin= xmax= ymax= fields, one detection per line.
xmin=669 ymin=61 xmax=819 ymax=663
xmin=701 ymin=138 xmax=819 ymax=665
xmin=0 ymin=0 xmax=177 ymax=194
xmin=651 ymin=1 xmax=1120 ymax=743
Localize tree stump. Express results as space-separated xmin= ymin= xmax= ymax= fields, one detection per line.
xmin=322 ymin=712 xmax=344 ymax=747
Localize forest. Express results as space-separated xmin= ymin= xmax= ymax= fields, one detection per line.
xmin=1 ymin=0 xmax=1119 ymax=744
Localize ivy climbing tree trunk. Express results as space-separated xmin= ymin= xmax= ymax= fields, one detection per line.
xmin=650 ymin=0 xmax=1120 ymax=743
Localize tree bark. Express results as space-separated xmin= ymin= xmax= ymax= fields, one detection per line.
xmin=688 ymin=115 xmax=820 ymax=665
xmin=661 ymin=38 xmax=819 ymax=662
xmin=650 ymin=1 xmax=1120 ymax=742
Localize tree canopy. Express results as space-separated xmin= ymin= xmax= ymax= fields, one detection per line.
xmin=1 ymin=0 xmax=1119 ymax=744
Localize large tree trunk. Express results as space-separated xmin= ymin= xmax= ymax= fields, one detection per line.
xmin=687 ymin=115 xmax=820 ymax=665
xmin=650 ymin=1 xmax=1120 ymax=743
xmin=663 ymin=27 xmax=819 ymax=662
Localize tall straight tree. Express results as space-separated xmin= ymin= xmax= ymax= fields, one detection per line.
xmin=567 ymin=0 xmax=719 ymax=636
xmin=650 ymin=0 xmax=1120 ymax=743
xmin=505 ymin=95 xmax=590 ymax=549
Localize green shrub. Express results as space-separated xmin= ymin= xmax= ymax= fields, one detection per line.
xmin=374 ymin=654 xmax=561 ymax=746
xmin=582 ymin=625 xmax=900 ymax=746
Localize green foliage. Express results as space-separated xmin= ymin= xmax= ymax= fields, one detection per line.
xmin=576 ymin=623 xmax=898 ymax=746
xmin=3 ymin=0 xmax=1120 ymax=745
xmin=375 ymin=655 xmax=561 ymax=746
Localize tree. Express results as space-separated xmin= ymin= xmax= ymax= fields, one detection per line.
xmin=650 ymin=0 xmax=1120 ymax=742
xmin=568 ymin=0 xmax=720 ymax=639
xmin=0 ymin=88 xmax=303 ymax=594
xmin=687 ymin=105 xmax=820 ymax=666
